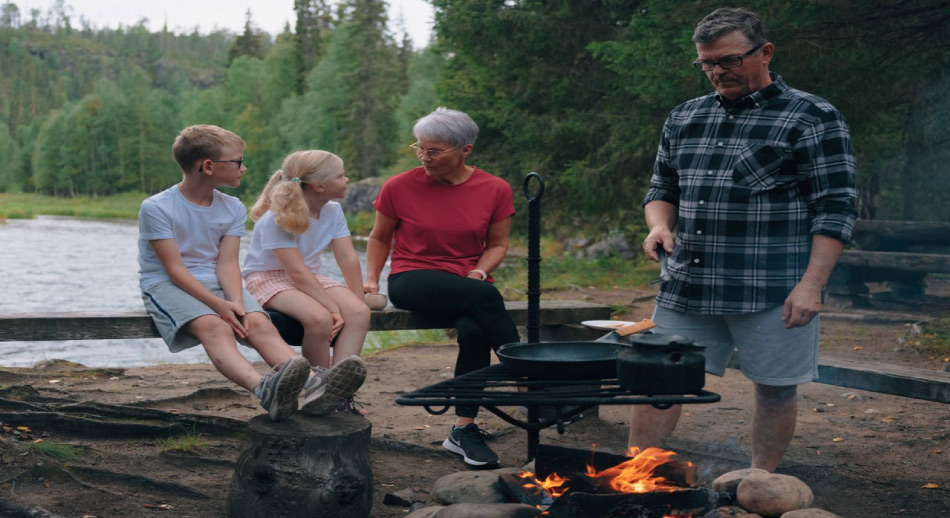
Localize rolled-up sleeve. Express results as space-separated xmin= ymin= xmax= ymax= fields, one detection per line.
xmin=797 ymin=109 xmax=858 ymax=244
xmin=642 ymin=117 xmax=682 ymax=208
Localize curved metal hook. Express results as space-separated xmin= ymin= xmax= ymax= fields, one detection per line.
xmin=523 ymin=172 xmax=545 ymax=202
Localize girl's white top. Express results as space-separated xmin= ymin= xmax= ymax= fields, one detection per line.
xmin=242 ymin=202 xmax=350 ymax=277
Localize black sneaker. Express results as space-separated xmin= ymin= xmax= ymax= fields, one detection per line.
xmin=442 ymin=423 xmax=499 ymax=467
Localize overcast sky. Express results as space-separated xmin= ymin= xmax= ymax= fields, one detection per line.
xmin=19 ymin=0 xmax=434 ymax=48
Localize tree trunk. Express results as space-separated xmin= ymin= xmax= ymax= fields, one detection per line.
xmin=226 ymin=413 xmax=373 ymax=518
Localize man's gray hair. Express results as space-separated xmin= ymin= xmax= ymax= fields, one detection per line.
xmin=413 ymin=106 xmax=479 ymax=148
xmin=692 ymin=7 xmax=768 ymax=47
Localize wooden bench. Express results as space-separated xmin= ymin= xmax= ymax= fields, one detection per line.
xmin=828 ymin=220 xmax=950 ymax=305
xmin=0 ymin=300 xmax=611 ymax=343
xmin=2 ymin=300 xmax=948 ymax=404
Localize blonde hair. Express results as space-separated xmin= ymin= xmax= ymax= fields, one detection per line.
xmin=171 ymin=124 xmax=245 ymax=172
xmin=248 ymin=150 xmax=345 ymax=235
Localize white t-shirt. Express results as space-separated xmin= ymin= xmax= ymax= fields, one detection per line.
xmin=242 ymin=202 xmax=351 ymax=277
xmin=137 ymin=184 xmax=247 ymax=289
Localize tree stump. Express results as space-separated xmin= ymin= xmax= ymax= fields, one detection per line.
xmin=226 ymin=413 xmax=373 ymax=518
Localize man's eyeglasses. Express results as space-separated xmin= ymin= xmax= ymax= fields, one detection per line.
xmin=409 ymin=143 xmax=456 ymax=160
xmin=211 ymin=157 xmax=244 ymax=168
xmin=692 ymin=44 xmax=763 ymax=72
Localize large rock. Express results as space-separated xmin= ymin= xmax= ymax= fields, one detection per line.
xmin=341 ymin=176 xmax=385 ymax=213
xmin=432 ymin=471 xmax=507 ymax=505
xmin=583 ymin=231 xmax=636 ymax=260
xmin=712 ymin=468 xmax=769 ymax=496
xmin=226 ymin=413 xmax=373 ymax=518
xmin=434 ymin=503 xmax=542 ymax=518
xmin=781 ymin=510 xmax=842 ymax=518
xmin=737 ymin=473 xmax=814 ymax=517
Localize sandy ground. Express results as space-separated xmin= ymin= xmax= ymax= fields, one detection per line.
xmin=1 ymin=283 xmax=949 ymax=517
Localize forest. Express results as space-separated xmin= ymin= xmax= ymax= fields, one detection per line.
xmin=1 ymin=0 xmax=948 ymax=238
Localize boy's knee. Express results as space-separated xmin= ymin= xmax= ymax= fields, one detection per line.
xmin=186 ymin=314 xmax=233 ymax=341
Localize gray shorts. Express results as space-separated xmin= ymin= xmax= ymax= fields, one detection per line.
xmin=651 ymin=305 xmax=819 ymax=386
xmin=141 ymin=280 xmax=266 ymax=353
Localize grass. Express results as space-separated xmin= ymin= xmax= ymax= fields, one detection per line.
xmin=493 ymin=236 xmax=658 ymax=300
xmin=157 ymin=427 xmax=208 ymax=454
xmin=26 ymin=441 xmax=82 ymax=461
xmin=918 ymin=315 xmax=950 ymax=356
xmin=0 ymin=192 xmax=148 ymax=220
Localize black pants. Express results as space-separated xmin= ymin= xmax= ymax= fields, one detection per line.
xmin=389 ymin=269 xmax=520 ymax=418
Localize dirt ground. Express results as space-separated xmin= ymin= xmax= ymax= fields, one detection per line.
xmin=1 ymin=281 xmax=949 ymax=518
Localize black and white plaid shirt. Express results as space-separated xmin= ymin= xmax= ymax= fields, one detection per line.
xmin=643 ymin=73 xmax=858 ymax=314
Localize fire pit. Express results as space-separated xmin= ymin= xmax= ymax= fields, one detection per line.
xmin=498 ymin=444 xmax=714 ymax=518
xmin=395 ymin=363 xmax=720 ymax=460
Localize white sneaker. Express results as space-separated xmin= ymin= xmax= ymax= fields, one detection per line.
xmin=302 ymin=356 xmax=367 ymax=416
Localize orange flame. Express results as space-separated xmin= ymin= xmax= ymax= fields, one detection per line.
xmin=516 ymin=469 xmax=571 ymax=497
xmin=586 ymin=446 xmax=684 ymax=493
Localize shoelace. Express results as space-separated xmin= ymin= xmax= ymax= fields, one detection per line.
xmin=458 ymin=425 xmax=494 ymax=442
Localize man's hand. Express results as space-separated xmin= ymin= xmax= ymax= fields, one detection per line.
xmin=363 ymin=280 xmax=379 ymax=294
xmin=643 ymin=227 xmax=674 ymax=262
xmin=212 ymin=299 xmax=248 ymax=338
xmin=782 ymin=280 xmax=823 ymax=329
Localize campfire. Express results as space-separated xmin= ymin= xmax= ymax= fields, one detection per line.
xmin=499 ymin=445 xmax=711 ymax=518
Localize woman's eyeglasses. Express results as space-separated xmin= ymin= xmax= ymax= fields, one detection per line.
xmin=409 ymin=143 xmax=456 ymax=160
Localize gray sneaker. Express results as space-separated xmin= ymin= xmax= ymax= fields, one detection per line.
xmin=302 ymin=356 xmax=367 ymax=416
xmin=255 ymin=356 xmax=310 ymax=421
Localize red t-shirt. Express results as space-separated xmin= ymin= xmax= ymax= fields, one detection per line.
xmin=373 ymin=166 xmax=516 ymax=279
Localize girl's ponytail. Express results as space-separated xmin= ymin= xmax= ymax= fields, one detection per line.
xmin=268 ymin=170 xmax=310 ymax=235
xmin=249 ymin=150 xmax=344 ymax=235
xmin=248 ymin=170 xmax=284 ymax=222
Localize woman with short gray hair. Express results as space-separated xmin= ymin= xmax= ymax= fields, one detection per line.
xmin=364 ymin=106 xmax=519 ymax=468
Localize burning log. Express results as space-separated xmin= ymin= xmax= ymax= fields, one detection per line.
xmin=498 ymin=472 xmax=555 ymax=507
xmin=535 ymin=444 xmax=697 ymax=488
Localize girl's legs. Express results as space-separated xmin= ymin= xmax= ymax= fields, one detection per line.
xmin=324 ymin=286 xmax=370 ymax=361
xmin=265 ymin=289 xmax=334 ymax=368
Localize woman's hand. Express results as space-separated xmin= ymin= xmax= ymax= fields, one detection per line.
xmin=363 ymin=280 xmax=379 ymax=294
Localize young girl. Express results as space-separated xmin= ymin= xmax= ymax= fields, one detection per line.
xmin=243 ymin=150 xmax=369 ymax=416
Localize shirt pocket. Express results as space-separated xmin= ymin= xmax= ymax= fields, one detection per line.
xmin=732 ymin=143 xmax=797 ymax=190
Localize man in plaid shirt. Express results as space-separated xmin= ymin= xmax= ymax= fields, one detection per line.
xmin=629 ymin=7 xmax=858 ymax=472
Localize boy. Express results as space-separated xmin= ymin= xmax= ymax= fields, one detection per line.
xmin=137 ymin=124 xmax=366 ymax=421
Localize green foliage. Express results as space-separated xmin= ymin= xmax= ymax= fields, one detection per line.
xmin=4 ymin=0 xmax=949 ymax=233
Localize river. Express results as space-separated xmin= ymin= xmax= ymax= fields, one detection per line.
xmin=0 ymin=216 xmax=393 ymax=368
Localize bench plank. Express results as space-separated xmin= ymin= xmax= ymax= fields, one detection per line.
xmin=838 ymin=250 xmax=950 ymax=274
xmin=817 ymin=357 xmax=950 ymax=404
xmin=0 ymin=300 xmax=612 ymax=342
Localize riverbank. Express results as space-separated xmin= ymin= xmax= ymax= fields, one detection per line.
xmin=2 ymin=286 xmax=950 ymax=517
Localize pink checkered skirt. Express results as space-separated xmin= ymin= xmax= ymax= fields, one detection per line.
xmin=245 ymin=270 xmax=346 ymax=305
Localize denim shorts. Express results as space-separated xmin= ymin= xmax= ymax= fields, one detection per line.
xmin=141 ymin=280 xmax=266 ymax=353
xmin=651 ymin=305 xmax=819 ymax=386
